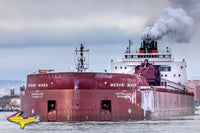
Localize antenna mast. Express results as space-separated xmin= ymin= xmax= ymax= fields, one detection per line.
xmin=75 ymin=44 xmax=89 ymax=72
xmin=126 ymin=40 xmax=133 ymax=53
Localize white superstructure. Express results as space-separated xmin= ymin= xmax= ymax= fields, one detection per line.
xmin=111 ymin=39 xmax=187 ymax=91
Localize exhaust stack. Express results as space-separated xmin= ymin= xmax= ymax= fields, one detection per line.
xmin=140 ymin=35 xmax=158 ymax=53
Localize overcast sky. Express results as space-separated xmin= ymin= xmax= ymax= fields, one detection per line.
xmin=0 ymin=0 xmax=200 ymax=81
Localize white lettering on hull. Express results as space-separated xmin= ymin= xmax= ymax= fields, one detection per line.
xmin=110 ymin=83 xmax=136 ymax=88
xmin=28 ymin=83 xmax=48 ymax=88
xmin=31 ymin=90 xmax=44 ymax=98
xmin=116 ymin=90 xmax=137 ymax=104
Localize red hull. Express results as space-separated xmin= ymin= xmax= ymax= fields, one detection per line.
xmin=21 ymin=72 xmax=145 ymax=121
xmin=20 ymin=72 xmax=194 ymax=121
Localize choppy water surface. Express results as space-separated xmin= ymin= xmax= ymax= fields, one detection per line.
xmin=1 ymin=111 xmax=200 ymax=133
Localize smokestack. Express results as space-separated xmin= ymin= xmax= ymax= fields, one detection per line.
xmin=155 ymin=41 xmax=157 ymax=49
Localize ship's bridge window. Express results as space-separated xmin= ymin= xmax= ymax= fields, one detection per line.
xmin=128 ymin=55 xmax=133 ymax=58
xmin=124 ymin=67 xmax=127 ymax=69
xmin=165 ymin=55 xmax=169 ymax=58
xmin=115 ymin=66 xmax=117 ymax=69
xmin=181 ymin=66 xmax=183 ymax=69
xmin=159 ymin=55 xmax=163 ymax=58
xmin=159 ymin=66 xmax=171 ymax=72
xmin=120 ymin=66 xmax=122 ymax=69
xmin=125 ymin=55 xmax=133 ymax=58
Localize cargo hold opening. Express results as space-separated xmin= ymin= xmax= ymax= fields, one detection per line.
xmin=101 ymin=100 xmax=111 ymax=112
xmin=48 ymin=100 xmax=56 ymax=113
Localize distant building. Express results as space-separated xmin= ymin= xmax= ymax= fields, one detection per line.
xmin=196 ymin=86 xmax=200 ymax=104
xmin=187 ymin=80 xmax=200 ymax=106
xmin=0 ymin=95 xmax=20 ymax=111
xmin=0 ymin=88 xmax=20 ymax=111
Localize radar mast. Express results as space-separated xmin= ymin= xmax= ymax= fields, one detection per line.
xmin=75 ymin=44 xmax=89 ymax=72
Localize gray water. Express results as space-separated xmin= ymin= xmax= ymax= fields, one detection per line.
xmin=1 ymin=111 xmax=200 ymax=133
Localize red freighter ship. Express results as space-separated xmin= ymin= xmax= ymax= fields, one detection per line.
xmin=20 ymin=39 xmax=195 ymax=121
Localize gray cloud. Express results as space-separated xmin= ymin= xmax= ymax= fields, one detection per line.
xmin=0 ymin=0 xmax=199 ymax=81
xmin=169 ymin=0 xmax=200 ymax=21
xmin=0 ymin=27 xmax=131 ymax=47
xmin=0 ymin=0 xmax=168 ymax=19
xmin=169 ymin=0 xmax=200 ymax=35
xmin=0 ymin=0 xmax=169 ymax=47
